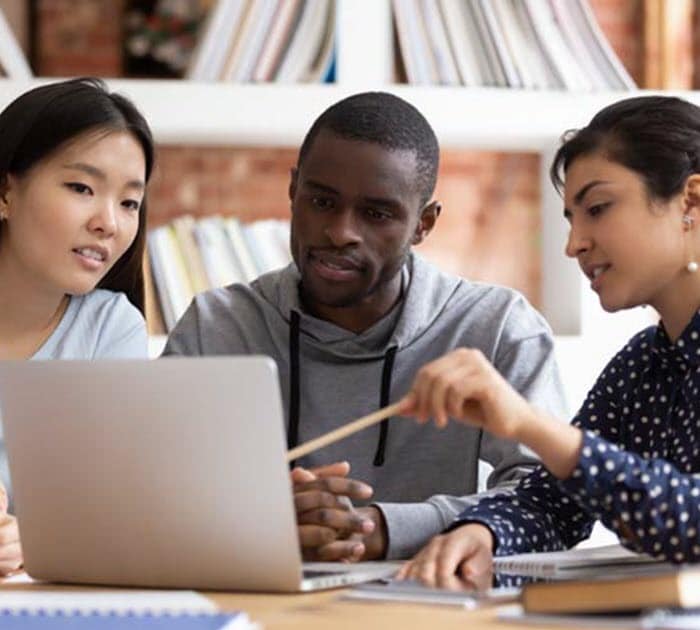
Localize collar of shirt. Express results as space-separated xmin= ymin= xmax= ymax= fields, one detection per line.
xmin=652 ymin=308 xmax=700 ymax=371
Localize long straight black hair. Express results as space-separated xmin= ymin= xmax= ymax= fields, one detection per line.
xmin=0 ymin=77 xmax=155 ymax=314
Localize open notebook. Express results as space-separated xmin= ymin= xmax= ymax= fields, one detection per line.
xmin=493 ymin=543 xmax=666 ymax=578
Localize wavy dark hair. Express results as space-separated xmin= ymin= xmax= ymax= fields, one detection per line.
xmin=0 ymin=77 xmax=155 ymax=314
xmin=550 ymin=96 xmax=700 ymax=203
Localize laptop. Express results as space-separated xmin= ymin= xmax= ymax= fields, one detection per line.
xmin=0 ymin=357 xmax=398 ymax=592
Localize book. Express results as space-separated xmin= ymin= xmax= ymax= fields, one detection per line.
xmin=274 ymin=0 xmax=331 ymax=83
xmin=478 ymin=0 xmax=521 ymax=87
xmin=521 ymin=567 xmax=700 ymax=614
xmin=493 ymin=543 xmax=663 ymax=578
xmin=418 ymin=0 xmax=460 ymax=86
xmin=223 ymin=0 xmax=279 ymax=82
xmin=223 ymin=217 xmax=260 ymax=282
xmin=186 ymin=0 xmax=249 ymax=81
xmin=0 ymin=611 xmax=252 ymax=629
xmin=343 ymin=579 xmax=519 ymax=608
xmin=572 ymin=0 xmax=636 ymax=89
xmin=172 ymin=215 xmax=211 ymax=294
xmin=499 ymin=603 xmax=700 ymax=628
xmin=252 ymin=0 xmax=303 ymax=82
xmin=438 ymin=0 xmax=483 ymax=86
xmin=143 ymin=249 xmax=166 ymax=336
xmin=467 ymin=0 xmax=507 ymax=86
xmin=192 ymin=217 xmax=246 ymax=287
xmin=0 ymin=587 xmax=254 ymax=628
xmin=303 ymin=0 xmax=336 ymax=83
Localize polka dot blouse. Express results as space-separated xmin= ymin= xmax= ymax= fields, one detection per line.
xmin=456 ymin=311 xmax=700 ymax=563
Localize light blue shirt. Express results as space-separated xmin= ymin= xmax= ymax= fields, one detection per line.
xmin=33 ymin=289 xmax=148 ymax=359
xmin=1 ymin=289 xmax=148 ymax=501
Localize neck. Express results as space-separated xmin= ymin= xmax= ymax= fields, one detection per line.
xmin=302 ymin=274 xmax=404 ymax=334
xmin=652 ymin=271 xmax=700 ymax=342
xmin=0 ymin=250 xmax=69 ymax=358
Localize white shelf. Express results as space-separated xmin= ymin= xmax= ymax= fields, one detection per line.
xmin=0 ymin=79 xmax=668 ymax=150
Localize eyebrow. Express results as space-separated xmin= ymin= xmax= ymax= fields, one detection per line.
xmin=573 ymin=180 xmax=610 ymax=205
xmin=304 ymin=179 xmax=400 ymax=207
xmin=61 ymin=162 xmax=145 ymax=191
xmin=304 ymin=180 xmax=338 ymax=195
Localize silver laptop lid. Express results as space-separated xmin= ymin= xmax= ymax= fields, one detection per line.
xmin=0 ymin=357 xmax=305 ymax=592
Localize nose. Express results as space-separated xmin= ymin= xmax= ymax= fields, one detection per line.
xmin=323 ymin=207 xmax=361 ymax=248
xmin=565 ymin=222 xmax=592 ymax=259
xmin=87 ymin=199 xmax=118 ymax=237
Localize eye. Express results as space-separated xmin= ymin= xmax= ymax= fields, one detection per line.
xmin=122 ymin=199 xmax=141 ymax=212
xmin=365 ymin=207 xmax=392 ymax=221
xmin=587 ymin=202 xmax=610 ymax=217
xmin=65 ymin=182 xmax=93 ymax=195
xmin=311 ymin=196 xmax=334 ymax=210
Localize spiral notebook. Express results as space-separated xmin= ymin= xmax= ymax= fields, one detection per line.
xmin=0 ymin=588 xmax=256 ymax=629
xmin=0 ymin=611 xmax=253 ymax=629
xmin=493 ymin=543 xmax=663 ymax=578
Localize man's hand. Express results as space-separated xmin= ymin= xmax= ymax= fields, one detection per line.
xmin=395 ymin=523 xmax=494 ymax=588
xmin=291 ymin=461 xmax=376 ymax=561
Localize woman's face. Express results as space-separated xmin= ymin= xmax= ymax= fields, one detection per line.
xmin=563 ymin=153 xmax=689 ymax=313
xmin=0 ymin=130 xmax=146 ymax=298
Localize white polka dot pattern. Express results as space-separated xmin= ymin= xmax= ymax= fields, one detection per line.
xmin=456 ymin=316 xmax=700 ymax=563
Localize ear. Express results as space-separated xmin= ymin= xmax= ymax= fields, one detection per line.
xmin=288 ymin=167 xmax=299 ymax=205
xmin=411 ymin=200 xmax=441 ymax=245
xmin=682 ymin=174 xmax=700 ymax=226
xmin=0 ymin=174 xmax=13 ymax=219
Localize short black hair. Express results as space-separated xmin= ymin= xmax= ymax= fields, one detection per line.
xmin=298 ymin=92 xmax=439 ymax=206
xmin=550 ymin=96 xmax=700 ymax=201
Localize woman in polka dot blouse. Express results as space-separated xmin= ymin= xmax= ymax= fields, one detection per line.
xmin=395 ymin=95 xmax=700 ymax=586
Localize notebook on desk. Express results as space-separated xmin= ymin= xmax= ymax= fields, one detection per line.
xmin=0 ymin=357 xmax=396 ymax=592
xmin=493 ymin=543 xmax=665 ymax=578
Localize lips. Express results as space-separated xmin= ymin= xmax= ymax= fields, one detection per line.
xmin=307 ymin=250 xmax=364 ymax=281
xmin=581 ymin=262 xmax=611 ymax=292
xmin=72 ymin=244 xmax=109 ymax=267
xmin=582 ymin=262 xmax=610 ymax=281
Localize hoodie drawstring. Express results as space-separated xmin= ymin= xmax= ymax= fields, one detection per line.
xmin=288 ymin=310 xmax=301 ymax=469
xmin=373 ymin=345 xmax=397 ymax=466
xmin=286 ymin=310 xmax=398 ymax=469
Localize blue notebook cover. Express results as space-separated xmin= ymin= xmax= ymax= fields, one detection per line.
xmin=0 ymin=610 xmax=250 ymax=629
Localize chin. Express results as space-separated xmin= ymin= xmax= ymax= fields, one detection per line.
xmin=61 ymin=281 xmax=99 ymax=297
xmin=598 ymin=294 xmax=638 ymax=313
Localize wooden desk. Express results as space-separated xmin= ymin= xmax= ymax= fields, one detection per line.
xmin=0 ymin=577 xmax=580 ymax=629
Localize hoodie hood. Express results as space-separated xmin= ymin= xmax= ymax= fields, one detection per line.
xmin=252 ymin=252 xmax=462 ymax=361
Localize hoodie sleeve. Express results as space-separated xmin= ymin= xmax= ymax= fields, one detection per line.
xmin=162 ymin=298 xmax=204 ymax=356
xmin=376 ymin=295 xmax=570 ymax=559
xmin=481 ymin=306 xmax=570 ymax=487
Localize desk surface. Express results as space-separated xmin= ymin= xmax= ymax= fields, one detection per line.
xmin=0 ymin=577 xmax=589 ymax=630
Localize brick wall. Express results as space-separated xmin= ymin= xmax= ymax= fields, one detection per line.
xmin=34 ymin=0 xmax=125 ymax=77
xmin=31 ymin=0 xmax=649 ymax=309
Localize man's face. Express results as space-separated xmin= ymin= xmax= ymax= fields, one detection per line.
xmin=289 ymin=131 xmax=434 ymax=321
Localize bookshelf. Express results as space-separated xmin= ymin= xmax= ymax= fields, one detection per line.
xmin=0 ymin=0 xmax=663 ymax=343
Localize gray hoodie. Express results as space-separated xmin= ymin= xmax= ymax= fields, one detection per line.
xmin=164 ymin=253 xmax=568 ymax=558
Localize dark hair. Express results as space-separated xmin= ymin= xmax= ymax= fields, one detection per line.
xmin=298 ymin=92 xmax=439 ymax=206
xmin=550 ymin=96 xmax=700 ymax=202
xmin=0 ymin=77 xmax=155 ymax=314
